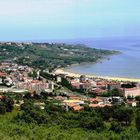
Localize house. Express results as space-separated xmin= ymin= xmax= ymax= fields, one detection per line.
xmin=89 ymin=104 xmax=112 ymax=108
xmin=123 ymin=87 xmax=140 ymax=97
xmin=63 ymin=99 xmax=84 ymax=105
xmin=56 ymin=76 xmax=62 ymax=83
xmin=96 ymin=81 xmax=107 ymax=88
xmin=90 ymin=87 xmax=105 ymax=95
xmin=89 ymin=80 xmax=97 ymax=87
xmin=0 ymin=72 xmax=7 ymax=77
xmin=73 ymin=105 xmax=84 ymax=111
xmin=71 ymin=82 xmax=80 ymax=89
xmin=112 ymin=96 xmax=124 ymax=105
xmin=54 ymin=96 xmax=67 ymax=101
xmin=127 ymin=100 xmax=137 ymax=107
xmin=88 ymin=97 xmax=103 ymax=104
xmin=0 ymin=95 xmax=5 ymax=100
xmin=63 ymin=102 xmax=84 ymax=112
xmin=16 ymin=80 xmax=49 ymax=94
xmin=107 ymin=82 xmax=121 ymax=91
xmin=49 ymin=81 xmax=54 ymax=90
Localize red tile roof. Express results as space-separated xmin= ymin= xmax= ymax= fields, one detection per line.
xmin=31 ymin=80 xmax=41 ymax=83
xmin=89 ymin=104 xmax=112 ymax=108
xmin=73 ymin=105 xmax=84 ymax=111
xmin=0 ymin=72 xmax=6 ymax=77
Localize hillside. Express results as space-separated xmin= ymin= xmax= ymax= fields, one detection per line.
xmin=0 ymin=42 xmax=118 ymax=70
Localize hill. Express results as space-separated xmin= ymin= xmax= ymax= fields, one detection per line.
xmin=0 ymin=42 xmax=118 ymax=70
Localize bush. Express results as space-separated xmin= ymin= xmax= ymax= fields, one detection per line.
xmin=110 ymin=121 xmax=123 ymax=133
xmin=113 ymin=107 xmax=133 ymax=125
xmin=135 ymin=111 xmax=140 ymax=131
xmin=80 ymin=116 xmax=104 ymax=130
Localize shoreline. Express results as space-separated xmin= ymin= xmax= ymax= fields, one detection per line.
xmin=55 ymin=68 xmax=140 ymax=82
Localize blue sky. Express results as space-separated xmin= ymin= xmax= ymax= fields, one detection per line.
xmin=0 ymin=0 xmax=140 ymax=41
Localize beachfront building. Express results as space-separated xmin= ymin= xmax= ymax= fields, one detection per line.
xmin=107 ymin=82 xmax=121 ymax=91
xmin=123 ymin=87 xmax=140 ymax=97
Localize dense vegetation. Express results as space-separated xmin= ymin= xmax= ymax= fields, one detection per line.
xmin=1 ymin=94 xmax=140 ymax=140
xmin=0 ymin=42 xmax=118 ymax=70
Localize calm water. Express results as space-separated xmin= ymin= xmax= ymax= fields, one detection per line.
xmin=63 ymin=37 xmax=140 ymax=78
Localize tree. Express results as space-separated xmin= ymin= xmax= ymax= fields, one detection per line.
xmin=80 ymin=116 xmax=104 ymax=130
xmin=45 ymin=100 xmax=66 ymax=114
xmin=110 ymin=121 xmax=123 ymax=133
xmin=4 ymin=98 xmax=14 ymax=112
xmin=20 ymin=100 xmax=50 ymax=124
xmin=21 ymin=100 xmax=34 ymax=113
xmin=102 ymin=91 xmax=112 ymax=97
xmin=135 ymin=111 xmax=140 ymax=131
xmin=111 ymin=88 xmax=122 ymax=96
xmin=61 ymin=77 xmax=71 ymax=89
xmin=24 ymin=93 xmax=32 ymax=99
xmin=121 ymin=83 xmax=136 ymax=88
xmin=28 ymin=71 xmax=37 ymax=79
xmin=0 ymin=102 xmax=6 ymax=114
xmin=135 ymin=96 xmax=140 ymax=106
xmin=40 ymin=71 xmax=54 ymax=80
xmin=113 ymin=107 xmax=133 ymax=125
xmin=95 ymin=106 xmax=113 ymax=121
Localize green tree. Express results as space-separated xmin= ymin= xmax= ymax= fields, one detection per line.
xmin=45 ymin=100 xmax=66 ymax=114
xmin=135 ymin=96 xmax=140 ymax=106
xmin=111 ymin=88 xmax=122 ymax=96
xmin=95 ymin=106 xmax=113 ymax=121
xmin=110 ymin=121 xmax=123 ymax=133
xmin=0 ymin=102 xmax=6 ymax=114
xmin=113 ymin=107 xmax=133 ymax=125
xmin=80 ymin=116 xmax=104 ymax=130
xmin=135 ymin=111 xmax=140 ymax=131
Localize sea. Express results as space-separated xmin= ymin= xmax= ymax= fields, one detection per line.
xmin=59 ymin=37 xmax=140 ymax=79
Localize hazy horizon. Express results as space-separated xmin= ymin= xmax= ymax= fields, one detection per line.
xmin=0 ymin=0 xmax=140 ymax=41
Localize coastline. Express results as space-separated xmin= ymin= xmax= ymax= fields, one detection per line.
xmin=55 ymin=68 xmax=140 ymax=82
xmin=54 ymin=50 xmax=140 ymax=82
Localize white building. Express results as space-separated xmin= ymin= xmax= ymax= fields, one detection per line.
xmin=49 ymin=81 xmax=54 ymax=90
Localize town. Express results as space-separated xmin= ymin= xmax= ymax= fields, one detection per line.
xmin=0 ymin=61 xmax=140 ymax=112
xmin=0 ymin=44 xmax=140 ymax=139
xmin=1 ymin=0 xmax=140 ymax=139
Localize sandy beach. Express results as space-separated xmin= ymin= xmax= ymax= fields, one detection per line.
xmin=55 ymin=68 xmax=140 ymax=82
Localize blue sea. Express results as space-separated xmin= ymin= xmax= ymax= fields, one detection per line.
xmin=60 ymin=37 xmax=140 ymax=78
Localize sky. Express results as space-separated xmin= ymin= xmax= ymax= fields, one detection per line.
xmin=0 ymin=0 xmax=140 ymax=41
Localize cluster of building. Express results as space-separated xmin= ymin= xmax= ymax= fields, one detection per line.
xmin=1 ymin=62 xmax=140 ymax=111
xmin=0 ymin=42 xmax=33 ymax=47
xmin=0 ymin=62 xmax=54 ymax=94
xmin=65 ymin=74 xmax=140 ymax=98
xmin=51 ymin=74 xmax=140 ymax=110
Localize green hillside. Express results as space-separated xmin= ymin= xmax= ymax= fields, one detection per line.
xmin=0 ymin=42 xmax=118 ymax=70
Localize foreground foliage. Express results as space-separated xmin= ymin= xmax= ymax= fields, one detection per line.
xmin=0 ymin=98 xmax=140 ymax=140
xmin=0 ymin=108 xmax=139 ymax=140
xmin=1 ymin=95 xmax=140 ymax=140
